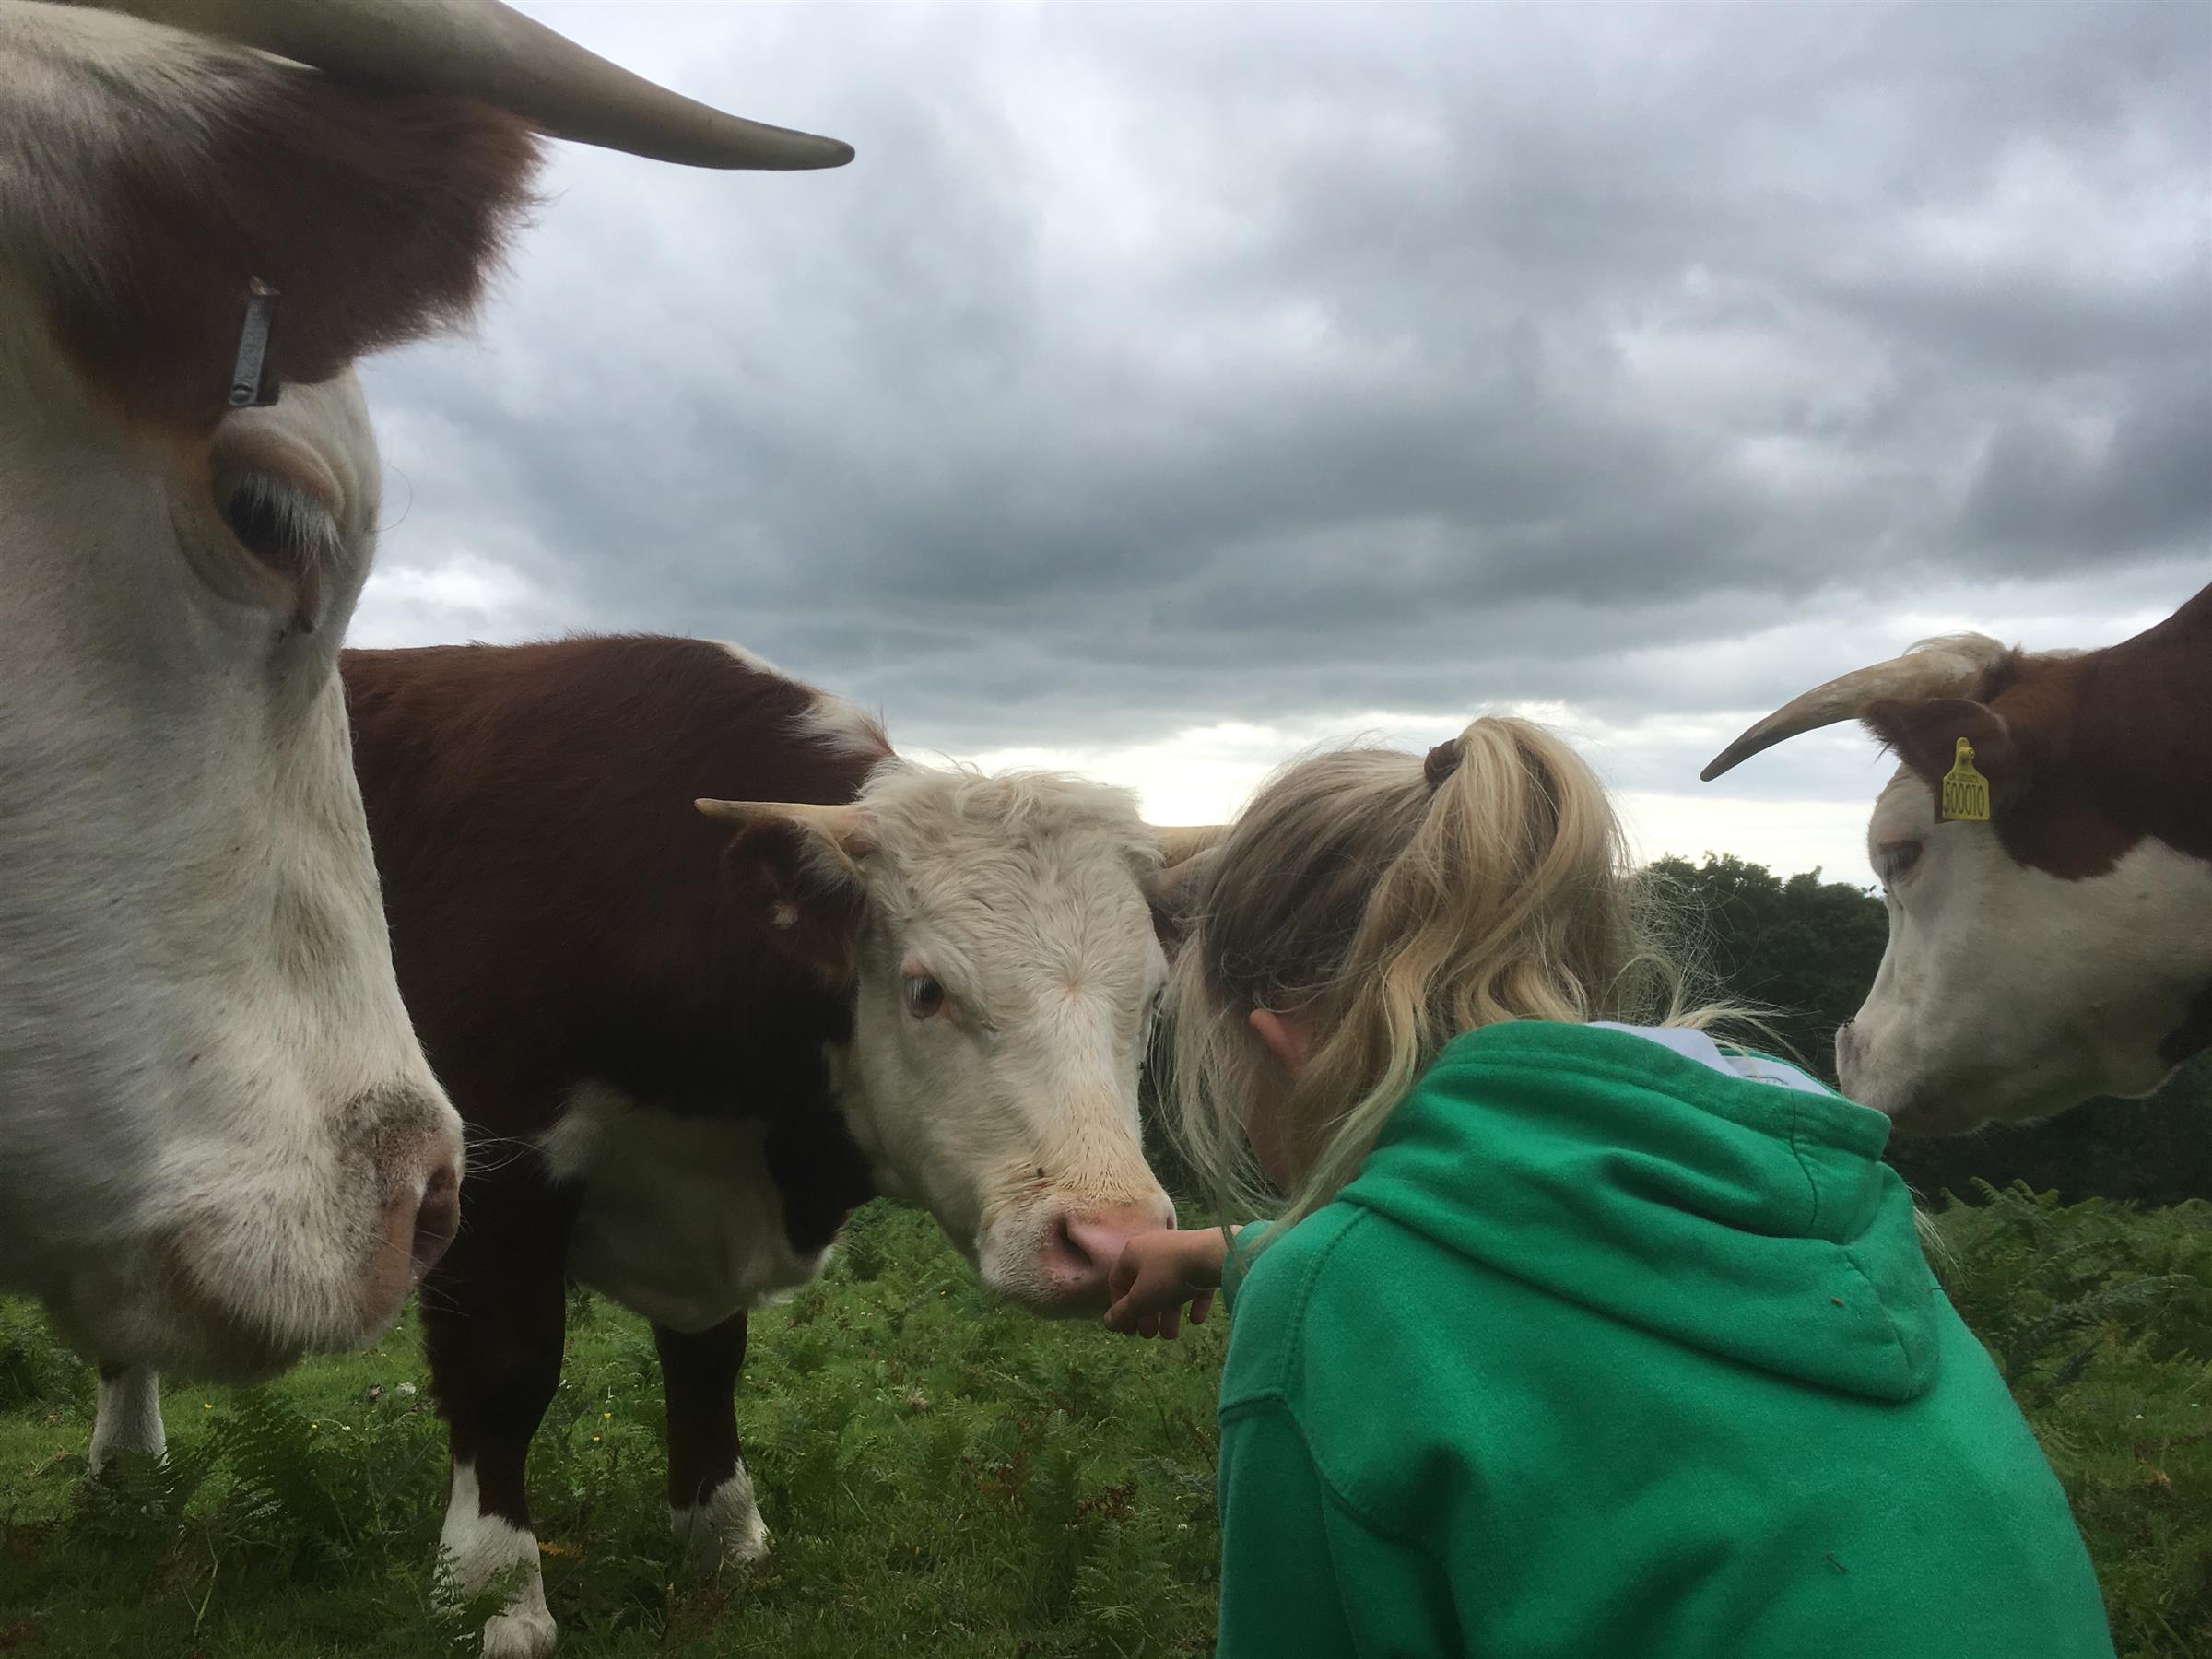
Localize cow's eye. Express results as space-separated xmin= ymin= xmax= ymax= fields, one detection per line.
xmin=1873 ymin=840 xmax=1923 ymax=886
xmin=903 ymin=974 xmax=947 ymax=1019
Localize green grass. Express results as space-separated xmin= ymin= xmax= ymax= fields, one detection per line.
xmin=0 ymin=1203 xmax=1223 ymax=1658
xmin=1924 ymin=1187 xmax=2212 ymax=1657
xmin=2 ymin=1191 xmax=2207 ymax=1657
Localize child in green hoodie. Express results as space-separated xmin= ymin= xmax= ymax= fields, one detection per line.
xmin=1106 ymin=718 xmax=2114 ymax=1659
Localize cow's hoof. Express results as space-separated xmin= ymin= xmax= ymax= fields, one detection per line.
xmin=480 ymin=1600 xmax=559 ymax=1659
xmin=672 ymin=1465 xmax=770 ymax=1577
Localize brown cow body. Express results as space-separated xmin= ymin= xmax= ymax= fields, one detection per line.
xmin=340 ymin=635 xmax=1183 ymax=1656
xmin=344 ymin=638 xmax=873 ymax=1604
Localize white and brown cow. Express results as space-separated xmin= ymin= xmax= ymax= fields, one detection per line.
xmin=0 ymin=0 xmax=847 ymax=1398
xmin=340 ymin=637 xmax=1194 ymax=1654
xmin=1702 ymin=582 xmax=2211 ymax=1135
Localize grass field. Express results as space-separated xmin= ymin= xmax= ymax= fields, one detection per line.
xmin=2 ymin=1188 xmax=2207 ymax=1657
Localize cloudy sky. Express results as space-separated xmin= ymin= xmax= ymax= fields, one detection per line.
xmin=353 ymin=0 xmax=2210 ymax=883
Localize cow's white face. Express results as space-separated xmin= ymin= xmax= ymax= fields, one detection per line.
xmin=717 ymin=771 xmax=1180 ymax=1314
xmin=1838 ymin=767 xmax=2212 ymax=1135
xmin=0 ymin=0 xmax=595 ymax=1379
xmin=0 ymin=354 xmax=465 ymax=1379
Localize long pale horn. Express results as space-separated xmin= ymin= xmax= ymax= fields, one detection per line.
xmin=1142 ymin=844 xmax=1218 ymax=907
xmin=1151 ymin=824 xmax=1230 ymax=866
xmin=101 ymin=0 xmax=853 ymax=171
xmin=1700 ymin=634 xmax=2012 ymax=782
xmin=696 ymin=798 xmax=865 ymax=840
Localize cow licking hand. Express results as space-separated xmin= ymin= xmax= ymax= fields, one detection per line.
xmin=326 ymin=635 xmax=1202 ymax=1657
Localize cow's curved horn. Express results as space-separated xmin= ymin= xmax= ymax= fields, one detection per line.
xmin=101 ymin=0 xmax=853 ymax=171
xmin=696 ymin=799 xmax=865 ymax=840
xmin=1700 ymin=634 xmax=2012 ymax=782
xmin=1142 ymin=844 xmax=1218 ymax=906
xmin=1150 ymin=825 xmax=1230 ymax=866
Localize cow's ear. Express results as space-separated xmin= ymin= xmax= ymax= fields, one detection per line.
xmin=1859 ymin=698 xmax=2032 ymax=811
xmin=701 ymin=801 xmax=873 ymax=982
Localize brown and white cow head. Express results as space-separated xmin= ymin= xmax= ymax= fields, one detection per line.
xmin=700 ymin=775 xmax=1219 ymax=1314
xmin=1702 ymin=588 xmax=2212 ymax=1136
xmin=0 ymin=0 xmax=849 ymax=1378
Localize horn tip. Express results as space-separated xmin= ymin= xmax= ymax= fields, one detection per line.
xmin=689 ymin=129 xmax=854 ymax=171
xmin=535 ymin=121 xmax=853 ymax=172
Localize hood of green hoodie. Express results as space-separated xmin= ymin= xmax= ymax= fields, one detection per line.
xmin=1335 ymin=1021 xmax=1944 ymax=1402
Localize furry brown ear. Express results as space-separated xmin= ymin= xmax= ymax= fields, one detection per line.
xmin=15 ymin=27 xmax=540 ymax=432
xmin=1860 ymin=698 xmax=2031 ymax=811
xmin=716 ymin=818 xmax=868 ymax=984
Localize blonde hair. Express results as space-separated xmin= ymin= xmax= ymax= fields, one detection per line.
xmin=1164 ymin=716 xmax=1745 ymax=1241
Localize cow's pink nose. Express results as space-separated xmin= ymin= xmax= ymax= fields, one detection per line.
xmin=408 ymin=1158 xmax=462 ymax=1281
xmin=1041 ymin=1200 xmax=1176 ymax=1303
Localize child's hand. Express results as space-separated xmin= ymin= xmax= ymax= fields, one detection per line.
xmin=1102 ymin=1228 xmax=1228 ymax=1339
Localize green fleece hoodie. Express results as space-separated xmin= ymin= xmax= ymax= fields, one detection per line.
xmin=1214 ymin=1020 xmax=2113 ymax=1659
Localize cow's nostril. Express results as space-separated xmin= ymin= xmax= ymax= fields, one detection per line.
xmin=1045 ymin=1210 xmax=1096 ymax=1274
xmin=410 ymin=1159 xmax=461 ymax=1280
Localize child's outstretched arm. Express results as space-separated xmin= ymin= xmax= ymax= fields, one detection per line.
xmin=1102 ymin=1228 xmax=1231 ymax=1338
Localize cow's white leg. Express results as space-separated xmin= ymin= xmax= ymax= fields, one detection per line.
xmin=439 ymin=1460 xmax=557 ymax=1659
xmin=671 ymin=1461 xmax=770 ymax=1574
xmin=88 ymin=1363 xmax=165 ymax=1474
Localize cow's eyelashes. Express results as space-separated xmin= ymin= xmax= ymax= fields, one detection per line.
xmin=214 ymin=471 xmax=337 ymax=627
xmin=902 ymin=973 xmax=948 ymax=1020
xmin=218 ymin=472 xmax=335 ymax=571
xmin=1873 ymin=840 xmax=1923 ymax=886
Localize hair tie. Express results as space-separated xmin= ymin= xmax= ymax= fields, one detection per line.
xmin=1423 ymin=739 xmax=1462 ymax=791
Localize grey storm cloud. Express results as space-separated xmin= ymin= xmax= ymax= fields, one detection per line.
xmin=356 ymin=0 xmax=2210 ymax=766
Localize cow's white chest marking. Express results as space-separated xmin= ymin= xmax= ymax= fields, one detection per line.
xmin=538 ymin=1083 xmax=831 ymax=1334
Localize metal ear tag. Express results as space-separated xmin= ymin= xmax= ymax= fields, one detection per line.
xmin=228 ymin=282 xmax=280 ymax=409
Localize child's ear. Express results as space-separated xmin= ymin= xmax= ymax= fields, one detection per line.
xmin=1247 ymin=1006 xmax=1315 ymax=1079
xmin=699 ymin=798 xmax=874 ymax=983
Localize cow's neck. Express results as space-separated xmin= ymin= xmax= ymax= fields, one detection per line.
xmin=2161 ymin=980 xmax=2212 ymax=1068
xmin=2002 ymin=598 xmax=2212 ymax=876
xmin=821 ymin=1040 xmax=912 ymax=1204
xmin=2088 ymin=594 xmax=2212 ymax=865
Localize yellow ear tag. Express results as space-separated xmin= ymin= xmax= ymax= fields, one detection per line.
xmin=1940 ymin=737 xmax=1991 ymax=822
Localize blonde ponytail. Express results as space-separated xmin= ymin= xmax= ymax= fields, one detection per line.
xmin=1163 ymin=717 xmax=1746 ymax=1241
